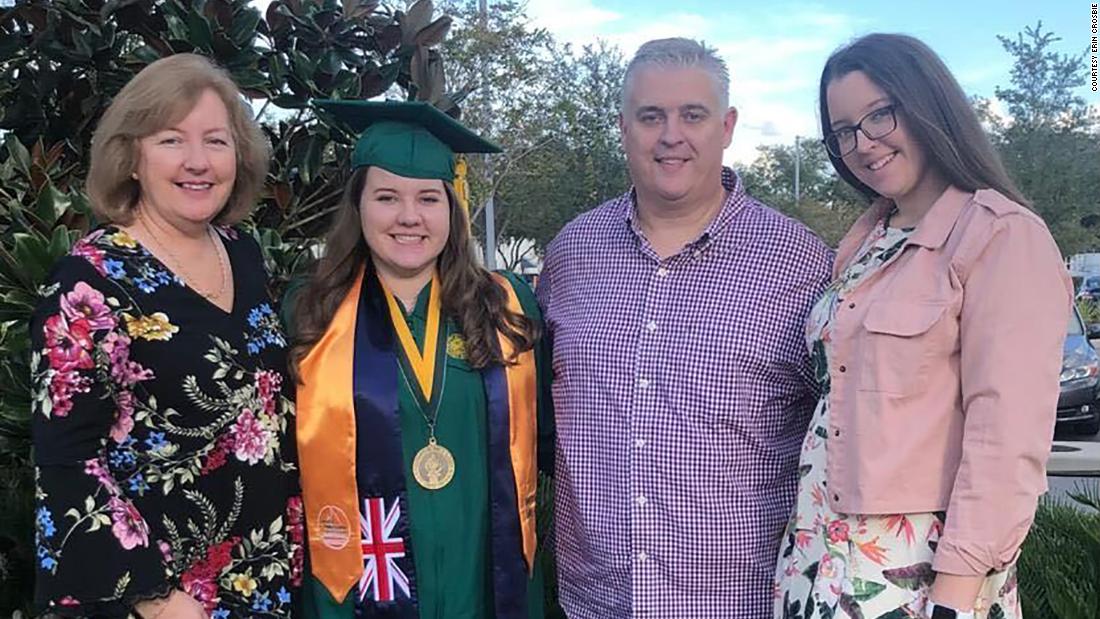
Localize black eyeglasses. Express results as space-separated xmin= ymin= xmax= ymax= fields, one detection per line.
xmin=823 ymin=104 xmax=899 ymax=158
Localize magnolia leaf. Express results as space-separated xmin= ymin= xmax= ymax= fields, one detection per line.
xmin=402 ymin=0 xmax=433 ymax=43
xmin=414 ymin=16 xmax=451 ymax=47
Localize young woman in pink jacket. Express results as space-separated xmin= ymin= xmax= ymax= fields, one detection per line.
xmin=773 ymin=33 xmax=1072 ymax=619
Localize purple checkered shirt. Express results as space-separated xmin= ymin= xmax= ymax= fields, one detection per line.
xmin=538 ymin=167 xmax=833 ymax=618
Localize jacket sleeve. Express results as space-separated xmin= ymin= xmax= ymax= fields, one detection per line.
xmin=933 ymin=214 xmax=1071 ymax=576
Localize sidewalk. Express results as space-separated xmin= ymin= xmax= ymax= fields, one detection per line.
xmin=1047 ymin=440 xmax=1100 ymax=476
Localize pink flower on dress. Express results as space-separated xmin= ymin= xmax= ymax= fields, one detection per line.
xmin=84 ymin=457 xmax=121 ymax=494
xmin=101 ymin=331 xmax=154 ymax=387
xmin=795 ymin=530 xmax=814 ymax=550
xmin=181 ymin=537 xmax=238 ymax=613
xmin=109 ymin=391 xmax=135 ymax=443
xmin=48 ymin=368 xmax=92 ymax=417
xmin=287 ymin=496 xmax=305 ymax=586
xmin=826 ymin=519 xmax=851 ymax=544
xmin=71 ymin=235 xmax=107 ymax=275
xmin=107 ymin=496 xmax=149 ymax=550
xmin=255 ymin=370 xmax=282 ymax=415
xmin=44 ymin=315 xmax=94 ymax=371
xmin=231 ymin=409 xmax=273 ymax=464
xmin=183 ymin=578 xmax=220 ymax=612
xmin=60 ymin=282 xmax=115 ymax=331
xmin=812 ymin=553 xmax=847 ymax=608
xmin=99 ymin=329 xmax=130 ymax=365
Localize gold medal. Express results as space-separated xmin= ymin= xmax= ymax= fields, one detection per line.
xmin=412 ymin=437 xmax=455 ymax=490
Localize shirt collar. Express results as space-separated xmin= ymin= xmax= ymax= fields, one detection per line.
xmin=834 ymin=185 xmax=971 ymax=276
xmin=623 ymin=166 xmax=748 ymax=250
xmin=905 ymin=185 xmax=972 ymax=249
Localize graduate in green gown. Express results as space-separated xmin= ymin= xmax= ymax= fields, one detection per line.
xmin=288 ymin=101 xmax=554 ymax=619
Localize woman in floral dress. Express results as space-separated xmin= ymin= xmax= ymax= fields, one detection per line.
xmin=775 ymin=35 xmax=1070 ymax=619
xmin=31 ymin=54 xmax=301 ymax=618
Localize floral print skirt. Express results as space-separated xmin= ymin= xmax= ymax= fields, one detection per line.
xmin=773 ymin=396 xmax=1020 ymax=619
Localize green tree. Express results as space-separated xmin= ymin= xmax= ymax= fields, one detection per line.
xmin=995 ymin=22 xmax=1095 ymax=131
xmin=985 ymin=22 xmax=1100 ymax=256
xmin=740 ymin=139 xmax=864 ymax=247
xmin=493 ymin=41 xmax=629 ymax=262
xmin=438 ymin=0 xmax=628 ymax=267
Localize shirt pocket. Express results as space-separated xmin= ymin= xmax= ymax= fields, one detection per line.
xmin=858 ymin=300 xmax=949 ymax=396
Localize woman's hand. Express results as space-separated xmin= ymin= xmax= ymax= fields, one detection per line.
xmin=134 ymin=590 xmax=208 ymax=618
xmin=929 ymin=572 xmax=984 ymax=612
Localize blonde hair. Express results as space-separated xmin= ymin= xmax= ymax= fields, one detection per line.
xmin=87 ymin=53 xmax=270 ymax=225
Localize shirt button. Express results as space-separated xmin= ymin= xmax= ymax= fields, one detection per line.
xmin=833 ymin=493 xmax=840 ymax=502
xmin=656 ymin=267 xmax=669 ymax=278
xmin=833 ymin=428 xmax=840 ymax=437
xmin=635 ymin=438 xmax=647 ymax=449
xmin=645 ymin=320 xmax=658 ymax=333
xmin=638 ymin=378 xmax=650 ymax=389
xmin=838 ymin=365 xmax=847 ymax=373
xmin=848 ymin=302 xmax=856 ymax=309
xmin=636 ymin=494 xmax=648 ymax=506
xmin=637 ymin=551 xmax=648 ymax=562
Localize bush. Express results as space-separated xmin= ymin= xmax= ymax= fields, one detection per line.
xmin=1018 ymin=481 xmax=1100 ymax=618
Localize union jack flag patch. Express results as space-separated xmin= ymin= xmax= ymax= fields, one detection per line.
xmin=358 ymin=496 xmax=411 ymax=602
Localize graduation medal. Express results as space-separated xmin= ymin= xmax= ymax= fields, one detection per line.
xmin=412 ymin=437 xmax=455 ymax=490
xmin=381 ymin=273 xmax=455 ymax=490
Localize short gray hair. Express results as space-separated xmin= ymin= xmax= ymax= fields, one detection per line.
xmin=621 ymin=38 xmax=730 ymax=110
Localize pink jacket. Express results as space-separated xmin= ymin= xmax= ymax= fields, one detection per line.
xmin=824 ymin=186 xmax=1071 ymax=576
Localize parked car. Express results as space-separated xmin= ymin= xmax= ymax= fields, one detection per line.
xmin=1076 ymin=274 xmax=1100 ymax=303
xmin=1057 ymin=305 xmax=1100 ymax=436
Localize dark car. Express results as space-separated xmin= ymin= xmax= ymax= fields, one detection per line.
xmin=1077 ymin=275 xmax=1100 ymax=303
xmin=1057 ymin=306 xmax=1100 ymax=436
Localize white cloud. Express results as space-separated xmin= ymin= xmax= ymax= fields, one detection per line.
xmin=525 ymin=0 xmax=622 ymax=45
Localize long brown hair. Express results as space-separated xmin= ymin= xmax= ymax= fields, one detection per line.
xmin=289 ymin=167 xmax=537 ymax=381
xmin=819 ymin=33 xmax=1029 ymax=206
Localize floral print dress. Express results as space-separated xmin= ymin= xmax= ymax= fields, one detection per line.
xmin=31 ymin=226 xmax=303 ymax=618
xmin=773 ymin=216 xmax=1019 ymax=619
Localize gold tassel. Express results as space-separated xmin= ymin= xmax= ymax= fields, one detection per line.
xmin=454 ymin=156 xmax=470 ymax=214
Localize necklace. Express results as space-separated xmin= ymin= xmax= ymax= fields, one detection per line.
xmin=139 ymin=215 xmax=228 ymax=301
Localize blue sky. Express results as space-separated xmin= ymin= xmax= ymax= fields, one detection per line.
xmin=524 ymin=0 xmax=1097 ymax=163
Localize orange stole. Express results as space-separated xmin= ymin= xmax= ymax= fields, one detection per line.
xmin=296 ymin=268 xmax=365 ymax=601
xmin=297 ymin=270 xmax=539 ymax=602
xmin=491 ymin=272 xmax=538 ymax=573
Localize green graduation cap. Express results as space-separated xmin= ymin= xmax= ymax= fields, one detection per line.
xmin=316 ymin=100 xmax=501 ymax=181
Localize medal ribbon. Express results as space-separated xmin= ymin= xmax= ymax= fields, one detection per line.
xmin=379 ymin=273 xmax=442 ymax=402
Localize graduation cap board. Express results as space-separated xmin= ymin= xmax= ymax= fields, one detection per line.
xmin=315 ymin=100 xmax=501 ymax=181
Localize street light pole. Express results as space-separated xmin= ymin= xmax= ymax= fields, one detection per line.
xmin=479 ymin=0 xmax=497 ymax=269
xmin=794 ymin=134 xmax=801 ymax=207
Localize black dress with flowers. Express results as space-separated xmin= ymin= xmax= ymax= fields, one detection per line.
xmin=30 ymin=226 xmax=302 ymax=618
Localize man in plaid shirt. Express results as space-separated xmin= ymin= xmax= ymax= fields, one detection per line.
xmin=537 ymin=38 xmax=833 ymax=618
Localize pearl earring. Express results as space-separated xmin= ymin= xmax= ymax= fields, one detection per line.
xmin=131 ymin=172 xmax=138 ymax=180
